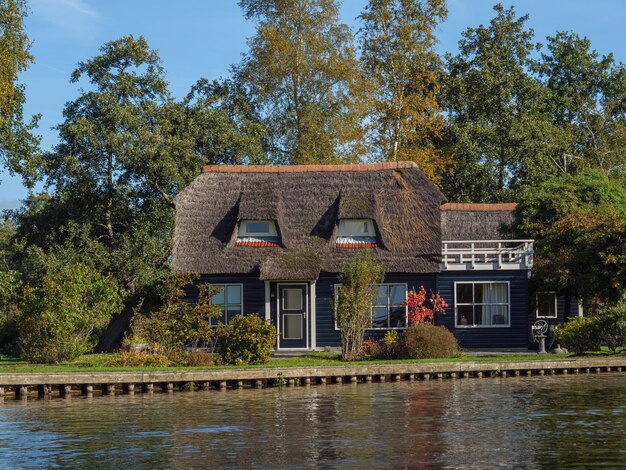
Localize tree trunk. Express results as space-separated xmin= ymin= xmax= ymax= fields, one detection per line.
xmin=96 ymin=295 xmax=144 ymax=352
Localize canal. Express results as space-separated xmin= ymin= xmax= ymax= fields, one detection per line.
xmin=0 ymin=374 xmax=625 ymax=468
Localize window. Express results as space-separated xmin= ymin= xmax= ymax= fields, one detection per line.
xmin=336 ymin=219 xmax=377 ymax=247
xmin=236 ymin=220 xmax=279 ymax=246
xmin=455 ymin=282 xmax=509 ymax=327
xmin=334 ymin=283 xmax=407 ymax=329
xmin=210 ymin=284 xmax=243 ymax=325
xmin=536 ymin=292 xmax=557 ymax=318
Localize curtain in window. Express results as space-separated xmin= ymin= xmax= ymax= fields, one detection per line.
xmin=481 ymin=283 xmax=508 ymax=325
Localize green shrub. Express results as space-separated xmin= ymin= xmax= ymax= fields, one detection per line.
xmin=596 ymin=303 xmax=626 ymax=353
xmin=554 ymin=317 xmax=602 ymax=354
xmin=557 ymin=303 xmax=626 ymax=354
xmin=19 ymin=263 xmax=123 ymax=363
xmin=131 ymin=273 xmax=222 ymax=352
xmin=399 ymin=324 xmax=461 ymax=359
xmin=219 ymin=314 xmax=276 ymax=365
xmin=382 ymin=330 xmax=399 ymax=359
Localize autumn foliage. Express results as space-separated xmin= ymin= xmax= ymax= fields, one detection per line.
xmin=404 ymin=285 xmax=448 ymax=325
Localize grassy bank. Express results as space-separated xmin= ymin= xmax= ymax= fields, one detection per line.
xmin=2 ymin=352 xmax=618 ymax=374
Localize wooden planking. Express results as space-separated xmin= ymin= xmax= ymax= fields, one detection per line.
xmin=315 ymin=272 xmax=437 ymax=347
xmin=436 ymin=270 xmax=530 ymax=348
xmin=195 ymin=274 xmax=267 ymax=317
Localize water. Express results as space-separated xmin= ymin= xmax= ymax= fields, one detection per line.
xmin=0 ymin=374 xmax=625 ymax=468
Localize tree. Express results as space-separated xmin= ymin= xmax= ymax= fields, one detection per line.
xmin=441 ymin=4 xmax=555 ymax=202
xmin=19 ymin=263 xmax=123 ymax=363
xmin=537 ymin=31 xmax=626 ymax=178
xmin=334 ymin=251 xmax=384 ymax=361
xmin=12 ymin=36 xmax=207 ymax=349
xmin=0 ymin=0 xmax=40 ymax=184
xmin=511 ymin=170 xmax=626 ymax=316
xmin=237 ymin=0 xmax=366 ymax=164
xmin=360 ymin=0 xmax=450 ymax=183
xmin=184 ymin=77 xmax=268 ymax=165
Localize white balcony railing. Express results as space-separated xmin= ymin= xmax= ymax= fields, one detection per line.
xmin=441 ymin=240 xmax=534 ymax=271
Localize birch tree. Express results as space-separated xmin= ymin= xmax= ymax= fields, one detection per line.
xmin=237 ymin=0 xmax=366 ymax=164
xmin=360 ymin=0 xmax=449 ymax=183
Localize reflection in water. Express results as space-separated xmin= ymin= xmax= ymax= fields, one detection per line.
xmin=0 ymin=375 xmax=625 ymax=468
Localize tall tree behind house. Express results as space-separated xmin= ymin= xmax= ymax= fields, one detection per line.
xmin=360 ymin=0 xmax=450 ymax=185
xmin=236 ymin=0 xmax=367 ymax=164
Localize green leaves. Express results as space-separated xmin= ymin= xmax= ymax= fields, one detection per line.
xmin=335 ymin=251 xmax=384 ymax=361
xmin=237 ymin=0 xmax=366 ymax=163
xmin=360 ymin=0 xmax=449 ymax=183
xmin=19 ymin=263 xmax=123 ymax=363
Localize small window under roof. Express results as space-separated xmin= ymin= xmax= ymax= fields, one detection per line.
xmin=236 ymin=220 xmax=279 ymax=247
xmin=336 ymin=219 xmax=377 ymax=248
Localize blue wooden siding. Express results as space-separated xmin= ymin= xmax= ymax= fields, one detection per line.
xmin=195 ymin=274 xmax=267 ymax=318
xmin=436 ymin=270 xmax=530 ymax=348
xmin=315 ymin=272 xmax=437 ymax=347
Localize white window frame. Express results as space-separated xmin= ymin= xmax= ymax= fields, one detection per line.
xmin=337 ymin=219 xmax=376 ymax=237
xmin=536 ymin=291 xmax=558 ymax=319
xmin=454 ymin=281 xmax=511 ymax=328
xmin=334 ymin=283 xmax=408 ymax=330
xmin=209 ymin=283 xmax=244 ymax=325
xmin=238 ymin=220 xmax=278 ymax=238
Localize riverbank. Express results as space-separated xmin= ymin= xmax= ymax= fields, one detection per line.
xmin=1 ymin=355 xmax=625 ymax=399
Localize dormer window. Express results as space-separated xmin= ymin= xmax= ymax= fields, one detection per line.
xmin=336 ymin=219 xmax=377 ymax=248
xmin=236 ymin=220 xmax=279 ymax=247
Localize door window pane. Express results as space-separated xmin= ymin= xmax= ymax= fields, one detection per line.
xmin=283 ymin=288 xmax=302 ymax=311
xmin=283 ymin=314 xmax=302 ymax=339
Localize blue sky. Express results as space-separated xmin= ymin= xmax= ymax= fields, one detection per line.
xmin=1 ymin=0 xmax=625 ymax=210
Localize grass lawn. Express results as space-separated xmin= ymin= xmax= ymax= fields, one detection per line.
xmin=1 ymin=351 xmax=618 ymax=374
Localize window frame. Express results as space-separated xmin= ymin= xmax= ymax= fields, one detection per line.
xmin=334 ymin=282 xmax=408 ymax=330
xmin=238 ymin=220 xmax=278 ymax=238
xmin=454 ymin=281 xmax=511 ymax=328
xmin=208 ymin=283 xmax=244 ymax=325
xmin=535 ymin=291 xmax=558 ymax=319
xmin=336 ymin=219 xmax=377 ymax=245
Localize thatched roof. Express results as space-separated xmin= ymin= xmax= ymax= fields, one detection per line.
xmin=172 ymin=162 xmax=446 ymax=280
xmin=441 ymin=203 xmax=516 ymax=240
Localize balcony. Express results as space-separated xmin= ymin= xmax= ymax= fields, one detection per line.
xmin=441 ymin=240 xmax=534 ymax=271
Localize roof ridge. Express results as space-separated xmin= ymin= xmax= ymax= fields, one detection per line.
xmin=441 ymin=202 xmax=517 ymax=211
xmin=203 ymin=161 xmax=418 ymax=173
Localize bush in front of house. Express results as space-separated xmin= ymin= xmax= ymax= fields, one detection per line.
xmin=219 ymin=314 xmax=276 ymax=365
xmin=130 ymin=273 xmax=223 ymax=352
xmin=19 ymin=263 xmax=123 ymax=363
xmin=595 ymin=303 xmax=626 ymax=353
xmin=556 ymin=303 xmax=626 ymax=354
xmin=399 ymin=324 xmax=461 ymax=359
xmin=357 ymin=331 xmax=400 ymax=360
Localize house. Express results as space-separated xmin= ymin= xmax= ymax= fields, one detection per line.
xmin=171 ymin=161 xmax=541 ymax=350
